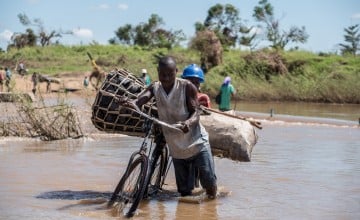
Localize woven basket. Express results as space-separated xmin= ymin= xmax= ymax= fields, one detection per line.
xmin=91 ymin=68 xmax=157 ymax=137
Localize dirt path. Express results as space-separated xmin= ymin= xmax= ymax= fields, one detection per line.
xmin=7 ymin=72 xmax=94 ymax=95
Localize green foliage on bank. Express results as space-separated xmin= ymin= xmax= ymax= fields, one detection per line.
xmin=0 ymin=45 xmax=359 ymax=103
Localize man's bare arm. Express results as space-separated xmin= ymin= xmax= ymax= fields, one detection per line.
xmin=179 ymin=82 xmax=200 ymax=133
xmin=134 ymin=84 xmax=154 ymax=107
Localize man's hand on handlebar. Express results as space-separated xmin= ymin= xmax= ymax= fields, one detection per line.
xmin=173 ymin=120 xmax=190 ymax=133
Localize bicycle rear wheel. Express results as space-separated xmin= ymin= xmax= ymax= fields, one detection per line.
xmin=108 ymin=156 xmax=148 ymax=217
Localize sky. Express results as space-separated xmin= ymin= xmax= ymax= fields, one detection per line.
xmin=0 ymin=0 xmax=359 ymax=52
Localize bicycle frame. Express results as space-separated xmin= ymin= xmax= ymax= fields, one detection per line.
xmin=108 ymin=117 xmax=172 ymax=217
xmin=106 ymin=93 xmax=177 ymax=217
xmin=144 ymin=128 xmax=171 ymax=196
xmin=122 ymin=119 xmax=153 ymax=175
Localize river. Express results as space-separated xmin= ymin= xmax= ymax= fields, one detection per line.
xmin=0 ymin=101 xmax=359 ymax=219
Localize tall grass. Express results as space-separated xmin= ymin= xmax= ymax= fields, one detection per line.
xmin=0 ymin=45 xmax=359 ymax=103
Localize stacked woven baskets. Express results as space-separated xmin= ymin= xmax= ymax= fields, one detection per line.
xmin=91 ymin=68 xmax=157 ymax=137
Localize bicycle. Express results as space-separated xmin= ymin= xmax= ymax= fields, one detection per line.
xmin=107 ymin=105 xmax=178 ymax=218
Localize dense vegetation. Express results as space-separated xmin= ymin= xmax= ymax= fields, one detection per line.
xmin=0 ymin=45 xmax=359 ymax=104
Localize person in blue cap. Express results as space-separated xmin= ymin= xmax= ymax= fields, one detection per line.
xmin=181 ymin=64 xmax=211 ymax=108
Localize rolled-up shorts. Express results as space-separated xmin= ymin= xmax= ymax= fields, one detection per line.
xmin=172 ymin=144 xmax=217 ymax=196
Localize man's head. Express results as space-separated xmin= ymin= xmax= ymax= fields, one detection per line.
xmin=157 ymin=56 xmax=177 ymax=90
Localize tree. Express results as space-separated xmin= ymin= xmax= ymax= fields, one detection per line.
xmin=253 ymin=0 xmax=308 ymax=50
xmin=113 ymin=14 xmax=185 ymax=49
xmin=189 ymin=30 xmax=223 ymax=70
xmin=115 ymin=24 xmax=134 ymax=45
xmin=239 ymin=25 xmax=259 ymax=51
xmin=9 ymin=28 xmax=37 ymax=49
xmin=339 ymin=24 xmax=360 ymax=56
xmin=16 ymin=13 xmax=70 ymax=47
xmin=196 ymin=3 xmax=241 ymax=48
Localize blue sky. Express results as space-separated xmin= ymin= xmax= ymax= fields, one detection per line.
xmin=0 ymin=0 xmax=359 ymax=52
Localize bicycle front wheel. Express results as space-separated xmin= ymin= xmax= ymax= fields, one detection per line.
xmin=108 ymin=156 xmax=148 ymax=218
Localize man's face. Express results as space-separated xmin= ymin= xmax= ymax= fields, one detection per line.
xmin=186 ymin=77 xmax=200 ymax=90
xmin=158 ymin=65 xmax=177 ymax=90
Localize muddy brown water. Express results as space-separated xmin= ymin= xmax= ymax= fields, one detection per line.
xmin=0 ymin=100 xmax=359 ymax=219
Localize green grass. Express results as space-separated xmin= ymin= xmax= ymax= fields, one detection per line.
xmin=1 ymin=45 xmax=359 ymax=104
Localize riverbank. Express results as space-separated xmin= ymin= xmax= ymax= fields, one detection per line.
xmin=1 ymin=78 xmax=358 ymax=142
xmin=2 ymin=72 xmax=359 ymax=125
xmin=1 ymin=45 xmax=359 ymax=104
xmin=1 ymin=65 xmax=359 ymax=142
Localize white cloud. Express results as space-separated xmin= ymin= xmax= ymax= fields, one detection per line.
xmin=117 ymin=3 xmax=128 ymax=10
xmin=250 ymin=26 xmax=263 ymax=35
xmin=351 ymin=13 xmax=360 ymax=19
xmin=0 ymin=29 xmax=13 ymax=41
xmin=98 ymin=4 xmax=109 ymax=10
xmin=72 ymin=28 xmax=93 ymax=38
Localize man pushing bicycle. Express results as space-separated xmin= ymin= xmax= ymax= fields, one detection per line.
xmin=122 ymin=56 xmax=217 ymax=199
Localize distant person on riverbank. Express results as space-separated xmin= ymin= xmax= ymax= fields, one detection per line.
xmin=181 ymin=64 xmax=211 ymax=108
xmin=0 ymin=67 xmax=4 ymax=92
xmin=5 ymin=67 xmax=12 ymax=92
xmin=140 ymin=69 xmax=151 ymax=86
xmin=218 ymin=76 xmax=235 ymax=112
xmin=17 ymin=61 xmax=27 ymax=77
xmin=86 ymin=52 xmax=105 ymax=90
xmin=83 ymin=75 xmax=89 ymax=88
xmin=31 ymin=72 xmax=60 ymax=94
xmin=31 ymin=72 xmax=39 ymax=94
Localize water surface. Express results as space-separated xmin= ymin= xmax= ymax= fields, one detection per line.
xmin=1 ymin=100 xmax=359 ymax=219
xmin=1 ymin=115 xmax=359 ymax=219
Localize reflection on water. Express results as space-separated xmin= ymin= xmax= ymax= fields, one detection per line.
xmin=0 ymin=115 xmax=359 ymax=219
xmin=233 ymin=101 xmax=359 ymax=122
xmin=36 ymin=190 xmax=111 ymax=200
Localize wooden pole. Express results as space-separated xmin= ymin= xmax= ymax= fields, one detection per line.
xmin=200 ymin=106 xmax=262 ymax=129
